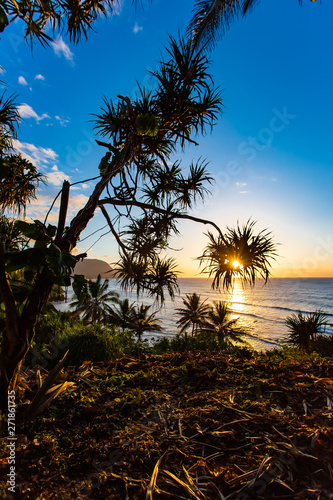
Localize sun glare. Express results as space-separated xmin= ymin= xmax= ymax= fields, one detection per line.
xmin=232 ymin=260 xmax=242 ymax=270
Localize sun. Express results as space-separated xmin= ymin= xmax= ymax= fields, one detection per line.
xmin=232 ymin=260 xmax=243 ymax=270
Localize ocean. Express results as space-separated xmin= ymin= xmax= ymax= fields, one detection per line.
xmin=56 ymin=277 xmax=333 ymax=351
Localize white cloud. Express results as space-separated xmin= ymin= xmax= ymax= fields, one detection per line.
xmin=239 ymin=190 xmax=250 ymax=194
xmin=17 ymin=103 xmax=50 ymax=122
xmin=236 ymin=182 xmax=247 ymax=187
xmin=26 ymin=195 xmax=60 ymax=223
xmin=47 ymin=165 xmax=70 ymax=187
xmin=18 ymin=76 xmax=28 ymax=86
xmin=69 ymin=194 xmax=89 ymax=209
xmin=133 ymin=22 xmax=143 ymax=34
xmin=55 ymin=115 xmax=70 ymax=127
xmin=34 ymin=74 xmax=45 ymax=81
xmin=26 ymin=192 xmax=88 ymax=223
xmin=71 ymin=247 xmax=85 ymax=255
xmin=13 ymin=139 xmax=58 ymax=167
xmin=51 ymin=36 xmax=74 ymax=62
xmin=12 ymin=140 xmax=71 ymax=188
xmin=72 ymin=183 xmax=90 ymax=190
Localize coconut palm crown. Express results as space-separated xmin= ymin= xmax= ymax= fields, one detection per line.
xmin=129 ymin=304 xmax=163 ymax=342
xmin=176 ymin=292 xmax=210 ymax=337
xmin=108 ymin=298 xmax=136 ymax=331
xmin=70 ymin=274 xmax=119 ymax=325
xmin=203 ymin=300 xmax=247 ymax=344
xmin=187 ymin=0 xmax=308 ymax=51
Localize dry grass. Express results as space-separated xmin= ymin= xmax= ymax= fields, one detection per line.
xmin=1 ymin=350 xmax=333 ymax=499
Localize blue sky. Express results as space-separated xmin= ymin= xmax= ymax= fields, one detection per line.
xmin=1 ymin=0 xmax=332 ymax=277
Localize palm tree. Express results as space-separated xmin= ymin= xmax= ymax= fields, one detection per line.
xmin=176 ymin=292 xmax=210 ymax=337
xmin=147 ymin=257 xmax=180 ymax=304
xmin=0 ymin=0 xmax=140 ymax=48
xmin=0 ymin=156 xmax=45 ymax=215
xmin=0 ymin=90 xmax=20 ymax=151
xmin=70 ymin=274 xmax=119 ymax=325
xmin=108 ymin=298 xmax=136 ymax=332
xmin=203 ymin=300 xmax=246 ymax=344
xmin=199 ymin=219 xmax=277 ymax=291
xmin=0 ymin=91 xmax=46 ymax=215
xmin=284 ymin=309 xmax=328 ymax=352
xmin=129 ymin=304 xmax=163 ymax=342
xmin=187 ymin=0 xmax=309 ymax=51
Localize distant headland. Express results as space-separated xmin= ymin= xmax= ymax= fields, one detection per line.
xmin=74 ymin=258 xmax=114 ymax=279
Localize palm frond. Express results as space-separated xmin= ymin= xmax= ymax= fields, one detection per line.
xmin=187 ymin=0 xmax=246 ymax=51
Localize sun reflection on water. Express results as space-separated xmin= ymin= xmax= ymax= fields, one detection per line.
xmin=228 ymin=281 xmax=246 ymax=314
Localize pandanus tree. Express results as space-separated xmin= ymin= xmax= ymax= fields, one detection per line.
xmin=199 ymin=220 xmax=277 ymax=290
xmin=284 ymin=309 xmax=328 ymax=352
xmin=187 ymin=0 xmax=316 ymax=51
xmin=0 ymin=0 xmax=138 ymax=48
xmin=176 ymin=293 xmax=210 ymax=337
xmin=0 ymin=91 xmax=46 ymax=217
xmin=0 ymin=37 xmax=276 ymax=410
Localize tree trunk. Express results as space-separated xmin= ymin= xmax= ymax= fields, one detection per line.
xmin=0 ymin=268 xmax=53 ymax=411
xmin=0 ymin=149 xmax=133 ymax=411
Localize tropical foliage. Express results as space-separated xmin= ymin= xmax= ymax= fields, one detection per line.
xmin=188 ymin=0 xmax=312 ymax=50
xmin=199 ymin=219 xmax=277 ymax=290
xmin=129 ymin=304 xmax=163 ymax=342
xmin=108 ymin=298 xmax=136 ymax=331
xmin=63 ymin=324 xmax=135 ymax=364
xmin=176 ymin=292 xmax=210 ymax=337
xmin=284 ymin=309 xmax=329 ymax=352
xmin=70 ymin=274 xmax=119 ymax=324
xmin=0 ymin=90 xmax=20 ymax=151
xmin=0 ymin=0 xmax=134 ymax=48
xmin=202 ymin=300 xmax=246 ymax=344
xmin=0 ymin=37 xmax=276 ymax=409
xmin=0 ymin=157 xmax=45 ymax=215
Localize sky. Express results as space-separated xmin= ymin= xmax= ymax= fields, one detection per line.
xmin=1 ymin=0 xmax=332 ymax=278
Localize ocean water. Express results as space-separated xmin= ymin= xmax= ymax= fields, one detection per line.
xmin=56 ymin=277 xmax=333 ymax=351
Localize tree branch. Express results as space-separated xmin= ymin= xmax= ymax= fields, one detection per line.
xmin=98 ymin=205 xmax=130 ymax=260
xmin=60 ymin=148 xmax=134 ymax=252
xmin=99 ymin=197 xmax=224 ymax=238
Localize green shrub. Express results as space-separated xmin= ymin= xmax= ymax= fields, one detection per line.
xmin=284 ymin=310 xmax=329 ymax=352
xmin=312 ymin=334 xmax=333 ymax=357
xmin=153 ymin=332 xmax=253 ymax=356
xmin=62 ymin=324 xmax=136 ymax=365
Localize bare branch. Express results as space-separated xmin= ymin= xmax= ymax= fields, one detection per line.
xmin=99 ymin=197 xmax=224 ymax=238
xmin=98 ymin=205 xmax=130 ymax=259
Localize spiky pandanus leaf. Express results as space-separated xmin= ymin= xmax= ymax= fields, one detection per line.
xmin=284 ymin=309 xmax=329 ymax=352
xmin=199 ymin=220 xmax=277 ymax=290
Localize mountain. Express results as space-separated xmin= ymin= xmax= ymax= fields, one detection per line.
xmin=74 ymin=258 xmax=115 ymax=279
